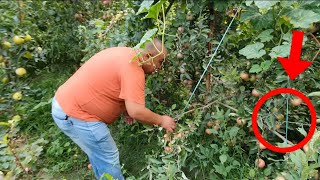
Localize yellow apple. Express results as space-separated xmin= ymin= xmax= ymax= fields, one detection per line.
xmin=12 ymin=91 xmax=22 ymax=100
xmin=24 ymin=34 xmax=32 ymax=41
xmin=15 ymin=68 xmax=27 ymax=77
xmin=23 ymin=51 xmax=33 ymax=59
xmin=3 ymin=41 xmax=11 ymax=49
xmin=2 ymin=77 xmax=9 ymax=84
xmin=13 ymin=36 xmax=24 ymax=45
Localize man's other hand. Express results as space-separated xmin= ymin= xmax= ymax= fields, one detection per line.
xmin=160 ymin=115 xmax=176 ymax=133
xmin=124 ymin=112 xmax=136 ymax=125
xmin=101 ymin=0 xmax=112 ymax=6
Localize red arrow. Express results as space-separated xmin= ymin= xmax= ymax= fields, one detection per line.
xmin=277 ymin=30 xmax=312 ymax=80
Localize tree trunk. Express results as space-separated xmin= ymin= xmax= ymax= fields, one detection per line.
xmin=206 ymin=0 xmax=215 ymax=97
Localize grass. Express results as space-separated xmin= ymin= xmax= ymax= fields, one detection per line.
xmin=111 ymin=124 xmax=159 ymax=178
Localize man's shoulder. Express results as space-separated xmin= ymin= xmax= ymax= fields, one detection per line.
xmin=92 ymin=47 xmax=141 ymax=69
xmin=103 ymin=46 xmax=134 ymax=53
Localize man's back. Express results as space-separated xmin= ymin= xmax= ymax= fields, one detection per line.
xmin=55 ymin=47 xmax=145 ymax=123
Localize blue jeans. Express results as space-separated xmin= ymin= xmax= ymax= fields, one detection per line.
xmin=51 ymin=97 xmax=125 ymax=180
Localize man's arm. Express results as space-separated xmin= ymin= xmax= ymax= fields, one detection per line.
xmin=125 ymin=100 xmax=176 ymax=132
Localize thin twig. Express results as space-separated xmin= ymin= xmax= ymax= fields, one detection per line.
xmin=308 ymin=32 xmax=320 ymax=63
xmin=271 ymin=130 xmax=295 ymax=146
xmin=8 ymin=138 xmax=31 ymax=175
xmin=312 ymin=48 xmax=320 ymax=62
xmin=175 ymin=96 xmax=234 ymax=120
xmin=216 ymin=102 xmax=238 ymax=112
xmin=309 ymin=32 xmax=320 ymax=45
xmin=177 ymin=100 xmax=217 ymax=119
xmin=262 ymin=124 xmax=294 ymax=146
xmin=287 ymin=121 xmax=311 ymax=126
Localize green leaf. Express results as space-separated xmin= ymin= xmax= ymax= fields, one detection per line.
xmin=184 ymin=147 xmax=193 ymax=152
xmin=208 ymin=128 xmax=218 ymax=135
xmin=309 ymin=131 xmax=320 ymax=153
xmin=240 ymin=7 xmax=259 ymax=22
xmin=229 ymin=127 xmax=240 ymax=138
xmin=100 ymin=173 xmax=114 ymax=180
xmin=282 ymin=172 xmax=298 ymax=180
xmin=219 ymin=154 xmax=228 ymax=164
xmin=249 ymin=169 xmax=256 ymax=178
xmin=136 ymin=1 xmax=154 ymax=15
xmin=257 ymin=29 xmax=274 ymax=42
xmin=254 ymin=1 xmax=279 ymax=10
xmin=289 ymin=150 xmax=306 ymax=172
xmin=297 ymin=127 xmax=307 ymax=137
xmin=280 ymin=1 xmax=295 ymax=7
xmin=215 ymin=1 xmax=230 ymax=12
xmin=265 ymin=116 xmax=274 ymax=129
xmin=263 ymin=166 xmax=272 ymax=176
xmin=233 ymin=160 xmax=240 ymax=166
xmin=310 ymin=163 xmax=320 ymax=170
xmin=261 ymin=60 xmax=272 ymax=71
xmin=181 ymin=0 xmax=187 ymax=10
xmin=148 ymin=157 xmax=163 ymax=165
xmin=64 ymin=142 xmax=70 ymax=147
xmin=134 ymin=28 xmax=158 ymax=49
xmin=239 ymin=42 xmax=266 ymax=59
xmin=240 ymin=6 xmax=274 ymax=30
xmin=269 ymin=44 xmax=290 ymax=59
xmin=94 ymin=19 xmax=105 ymax=29
xmin=287 ymin=9 xmax=320 ymax=28
xmin=245 ymin=0 xmax=253 ymax=6
xmin=32 ymin=98 xmax=52 ymax=111
xmin=308 ymin=91 xmax=320 ymax=97
xmin=301 ymin=1 xmax=320 ymax=8
xmin=312 ymin=8 xmax=320 ymax=15
xmin=48 ymin=10 xmax=55 ymax=15
xmin=213 ymin=165 xmax=227 ymax=176
xmin=249 ymin=64 xmax=262 ymax=73
xmin=143 ymin=0 xmax=166 ymax=20
xmin=2 ymin=162 xmax=9 ymax=169
xmin=2 ymin=134 xmax=8 ymax=143
xmin=257 ymin=118 xmax=264 ymax=130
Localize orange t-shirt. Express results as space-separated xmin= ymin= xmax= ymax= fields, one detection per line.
xmin=55 ymin=47 xmax=145 ymax=124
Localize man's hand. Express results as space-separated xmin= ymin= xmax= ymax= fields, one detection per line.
xmin=124 ymin=112 xmax=136 ymax=125
xmin=160 ymin=115 xmax=176 ymax=133
xmin=101 ymin=0 xmax=112 ymax=6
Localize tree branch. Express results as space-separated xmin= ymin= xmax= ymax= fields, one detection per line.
xmin=175 ymin=96 xmax=234 ymax=120
xmin=216 ymin=102 xmax=238 ymax=112
xmin=176 ymin=101 xmax=217 ymax=120
xmin=262 ymin=124 xmax=294 ymax=146
xmin=312 ymin=48 xmax=320 ymax=63
xmin=308 ymin=32 xmax=320 ymax=45
xmin=271 ymin=130 xmax=295 ymax=146
xmin=205 ymin=0 xmax=215 ymax=99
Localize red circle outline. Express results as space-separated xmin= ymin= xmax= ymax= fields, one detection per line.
xmin=252 ymin=88 xmax=317 ymax=153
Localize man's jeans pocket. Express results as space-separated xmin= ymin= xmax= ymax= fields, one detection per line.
xmin=51 ymin=98 xmax=77 ymax=138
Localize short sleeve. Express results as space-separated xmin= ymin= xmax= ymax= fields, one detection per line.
xmin=119 ymin=62 xmax=145 ymax=105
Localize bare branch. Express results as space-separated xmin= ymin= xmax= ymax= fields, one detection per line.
xmin=312 ymin=48 xmax=320 ymax=63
